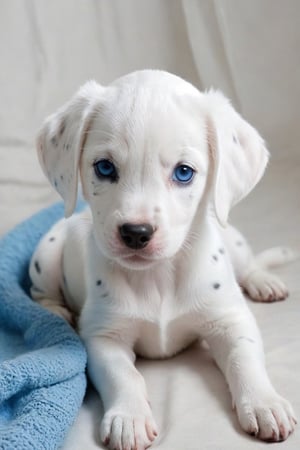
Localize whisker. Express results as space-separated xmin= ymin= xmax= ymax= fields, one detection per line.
xmin=181 ymin=240 xmax=193 ymax=254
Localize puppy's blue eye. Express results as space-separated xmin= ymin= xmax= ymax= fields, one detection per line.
xmin=172 ymin=164 xmax=195 ymax=184
xmin=94 ymin=159 xmax=118 ymax=182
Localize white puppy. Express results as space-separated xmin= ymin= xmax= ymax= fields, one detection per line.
xmin=30 ymin=70 xmax=297 ymax=450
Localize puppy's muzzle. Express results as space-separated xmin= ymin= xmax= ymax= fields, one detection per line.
xmin=119 ymin=223 xmax=154 ymax=250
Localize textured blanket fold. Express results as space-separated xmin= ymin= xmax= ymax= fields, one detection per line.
xmin=0 ymin=203 xmax=87 ymax=450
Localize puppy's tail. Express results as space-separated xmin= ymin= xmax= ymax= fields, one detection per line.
xmin=254 ymin=247 xmax=299 ymax=269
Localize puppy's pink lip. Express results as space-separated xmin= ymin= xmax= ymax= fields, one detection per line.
xmin=118 ymin=252 xmax=160 ymax=268
xmin=123 ymin=254 xmax=151 ymax=262
xmin=112 ymin=247 xmax=156 ymax=259
xmin=108 ymin=241 xmax=164 ymax=261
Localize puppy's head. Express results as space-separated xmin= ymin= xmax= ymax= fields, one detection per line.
xmin=37 ymin=70 xmax=268 ymax=269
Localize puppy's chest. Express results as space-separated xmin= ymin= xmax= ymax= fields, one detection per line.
xmin=116 ymin=280 xmax=200 ymax=358
xmin=135 ymin=310 xmax=199 ymax=359
xmin=93 ymin=259 xmax=231 ymax=358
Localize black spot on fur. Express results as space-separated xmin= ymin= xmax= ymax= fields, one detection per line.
xmin=219 ymin=248 xmax=225 ymax=255
xmin=54 ymin=179 xmax=58 ymax=188
xmin=212 ymin=255 xmax=218 ymax=262
xmin=49 ymin=237 xmax=55 ymax=242
xmin=34 ymin=261 xmax=41 ymax=274
xmin=51 ymin=136 xmax=58 ymax=147
xmin=213 ymin=282 xmax=220 ymax=290
xmin=59 ymin=120 xmax=66 ymax=136
xmin=96 ymin=280 xmax=102 ymax=286
xmin=60 ymin=175 xmax=64 ymax=181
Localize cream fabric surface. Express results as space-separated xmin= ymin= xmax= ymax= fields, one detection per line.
xmin=0 ymin=1 xmax=299 ymax=449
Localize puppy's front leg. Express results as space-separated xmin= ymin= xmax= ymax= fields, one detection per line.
xmin=203 ymin=307 xmax=296 ymax=441
xmin=84 ymin=336 xmax=157 ymax=450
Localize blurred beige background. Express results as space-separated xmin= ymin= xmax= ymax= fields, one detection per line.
xmin=0 ymin=1 xmax=299 ymax=449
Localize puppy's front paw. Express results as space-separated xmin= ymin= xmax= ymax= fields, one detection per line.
xmin=236 ymin=391 xmax=297 ymax=441
xmin=100 ymin=403 xmax=158 ymax=450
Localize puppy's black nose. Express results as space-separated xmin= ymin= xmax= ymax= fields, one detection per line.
xmin=119 ymin=223 xmax=154 ymax=249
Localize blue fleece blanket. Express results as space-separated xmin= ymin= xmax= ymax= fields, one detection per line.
xmin=0 ymin=203 xmax=87 ymax=450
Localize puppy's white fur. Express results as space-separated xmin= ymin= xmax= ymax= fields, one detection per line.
xmin=30 ymin=71 xmax=296 ymax=449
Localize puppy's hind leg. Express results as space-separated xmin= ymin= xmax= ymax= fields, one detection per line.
xmin=241 ymin=247 xmax=299 ymax=302
xmin=31 ymin=288 xmax=74 ymax=324
xmin=29 ymin=219 xmax=74 ymax=324
xmin=222 ymin=225 xmax=298 ymax=302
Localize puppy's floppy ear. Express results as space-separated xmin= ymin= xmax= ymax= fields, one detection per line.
xmin=205 ymin=90 xmax=269 ymax=227
xmin=37 ymin=81 xmax=104 ymax=217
